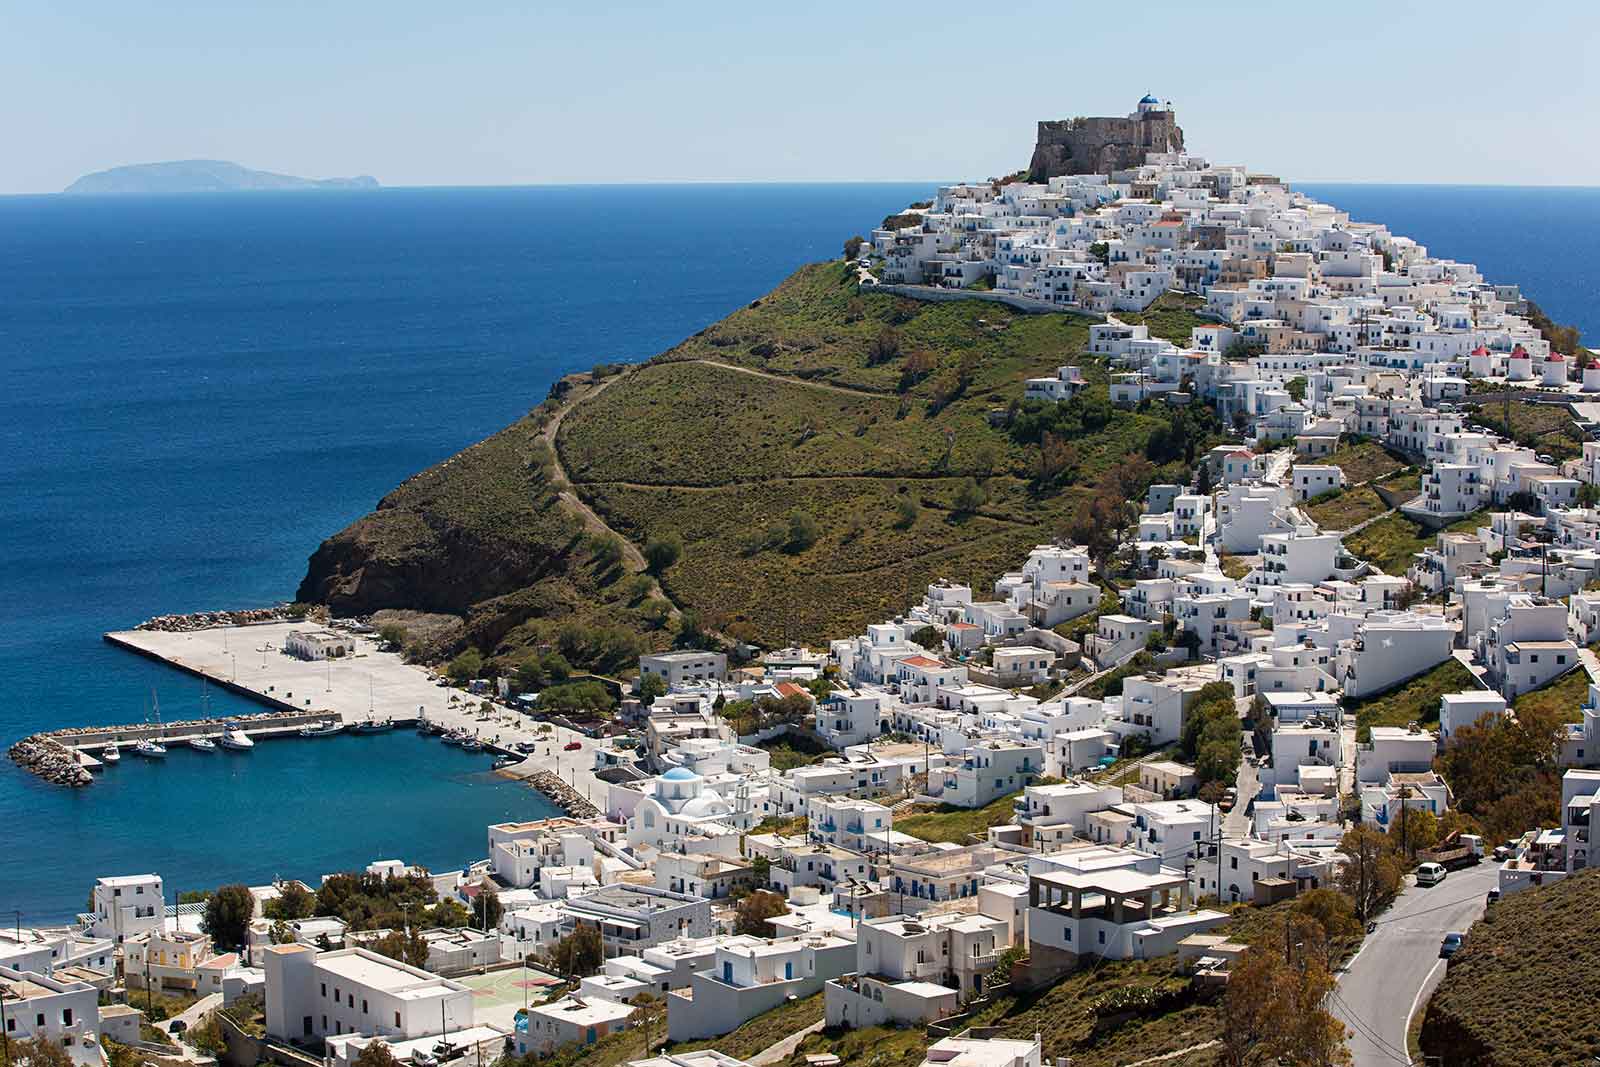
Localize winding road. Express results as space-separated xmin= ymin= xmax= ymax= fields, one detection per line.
xmin=1332 ymin=862 xmax=1498 ymax=1067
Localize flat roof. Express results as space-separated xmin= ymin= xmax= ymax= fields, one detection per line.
xmin=1034 ymin=867 xmax=1186 ymax=895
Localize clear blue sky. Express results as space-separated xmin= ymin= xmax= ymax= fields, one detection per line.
xmin=4 ymin=0 xmax=1595 ymax=194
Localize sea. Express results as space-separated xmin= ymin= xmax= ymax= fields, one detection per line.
xmin=1 ymin=181 xmax=1595 ymax=923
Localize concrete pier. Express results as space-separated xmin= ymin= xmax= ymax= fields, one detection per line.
xmin=81 ymin=622 xmax=608 ymax=809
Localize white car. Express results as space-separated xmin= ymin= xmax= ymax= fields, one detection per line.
xmin=1415 ymin=862 xmax=1447 ymax=887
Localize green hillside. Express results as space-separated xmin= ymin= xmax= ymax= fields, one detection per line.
xmin=299 ymin=261 xmax=1214 ymax=667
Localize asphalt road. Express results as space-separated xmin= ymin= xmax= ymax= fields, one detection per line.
xmin=1333 ymin=861 xmax=1499 ymax=1067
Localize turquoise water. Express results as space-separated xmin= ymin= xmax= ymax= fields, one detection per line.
xmin=19 ymin=731 xmax=556 ymax=909
xmin=0 ymin=183 xmax=930 ymax=922
xmin=1 ymin=182 xmax=1593 ymax=921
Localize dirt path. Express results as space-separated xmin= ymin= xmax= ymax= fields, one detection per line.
xmin=673 ymin=357 xmax=894 ymax=399
xmin=540 ymin=372 xmax=680 ymax=618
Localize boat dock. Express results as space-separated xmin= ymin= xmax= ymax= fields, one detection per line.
xmin=9 ymin=621 xmax=608 ymax=811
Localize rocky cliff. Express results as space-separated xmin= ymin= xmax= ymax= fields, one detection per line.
xmin=1028 ymin=112 xmax=1183 ymax=181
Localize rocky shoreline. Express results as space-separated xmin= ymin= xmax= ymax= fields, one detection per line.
xmin=135 ymin=605 xmax=310 ymax=632
xmin=8 ymin=736 xmax=93 ymax=786
xmin=523 ymin=770 xmax=599 ymax=818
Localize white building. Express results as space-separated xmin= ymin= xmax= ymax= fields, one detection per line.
xmin=639 ymin=651 xmax=728 ymax=689
xmin=262 ymin=944 xmax=473 ymax=1044
xmin=89 ymin=875 xmax=165 ymax=944
xmin=0 ymin=965 xmax=103 ymax=1066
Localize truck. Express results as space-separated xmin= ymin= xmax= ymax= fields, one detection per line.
xmin=1417 ymin=832 xmax=1484 ymax=871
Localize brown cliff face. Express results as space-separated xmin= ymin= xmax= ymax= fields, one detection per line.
xmin=1028 ymin=112 xmax=1184 ymax=181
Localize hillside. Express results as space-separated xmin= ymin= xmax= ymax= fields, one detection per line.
xmin=298 ymin=261 xmax=1214 ymax=670
xmin=64 ymin=160 xmax=379 ymax=194
xmin=1418 ymin=868 xmax=1600 ymax=1066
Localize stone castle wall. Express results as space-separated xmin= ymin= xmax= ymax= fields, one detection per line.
xmin=1028 ymin=112 xmax=1184 ymax=180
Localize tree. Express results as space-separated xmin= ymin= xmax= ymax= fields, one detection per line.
xmin=369 ymin=928 xmax=429 ymax=969
xmin=353 ymin=1043 xmax=401 ymax=1067
xmin=749 ymin=854 xmax=771 ymax=886
xmin=1334 ymin=825 xmax=1404 ymax=923
xmin=909 ymin=625 xmax=942 ymax=650
xmin=952 ymin=478 xmax=986 ymax=514
xmin=201 ymin=884 xmax=254 ymax=951
xmin=1220 ymin=919 xmax=1350 ymax=1067
xmin=587 ymin=532 xmax=625 ymax=570
xmin=733 ymin=890 xmax=789 ymax=937
xmin=843 ymin=235 xmax=866 ymax=260
xmin=8 ymin=1036 xmax=74 ymax=1067
xmin=643 ymin=532 xmax=683 ymax=575
xmin=377 ymin=623 xmax=408 ymax=649
xmin=471 ymin=889 xmax=502 ymax=931
xmin=868 ymin=326 xmax=901 ymax=366
xmin=1284 ymin=376 xmax=1308 ymax=403
xmin=892 ymin=495 xmax=919 ymax=529
xmin=429 ymin=899 xmax=471 ymax=928
xmin=269 ymin=919 xmax=295 ymax=945
xmin=445 ymin=647 xmax=484 ymax=683
xmin=784 ymin=510 xmax=820 ymax=552
xmin=1293 ymin=888 xmax=1363 ymax=944
xmin=1389 ymin=800 xmax=1440 ymax=860
xmin=638 ymin=672 xmax=668 ymax=703
xmin=550 ymin=927 xmax=604 ymax=977
xmin=264 ymin=881 xmax=315 ymax=921
xmin=1087 ymin=241 xmax=1110 ymax=265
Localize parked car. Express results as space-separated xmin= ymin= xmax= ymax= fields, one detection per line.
xmin=1439 ymin=931 xmax=1465 ymax=959
xmin=1492 ymin=844 xmax=1512 ymax=861
xmin=169 ymin=1021 xmax=187 ymax=1035
xmin=1485 ymin=889 xmax=1501 ymax=905
xmin=1415 ymin=862 xmax=1447 ymax=887
xmin=564 ymin=740 xmax=582 ymax=751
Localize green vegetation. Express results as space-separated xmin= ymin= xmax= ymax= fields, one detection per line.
xmin=1344 ymin=509 xmax=1487 ymax=576
xmin=303 ymin=260 xmax=1211 ymax=655
xmin=1467 ymin=398 xmax=1582 ymax=462
xmin=1305 ymin=486 xmax=1387 ymax=531
xmin=200 ymin=884 xmax=254 ymax=951
xmin=1180 ymin=682 xmax=1240 ymax=794
xmin=1325 ymin=438 xmax=1407 ymax=485
xmin=1342 ymin=656 xmax=1476 ymax=738
xmin=1436 ymin=692 xmax=1567 ymax=845
xmin=538 ymin=680 xmax=616 ymax=714
xmin=1512 ymin=663 xmax=1590 ymax=724
xmin=758 ymin=731 xmax=832 ymax=771
xmin=1420 ymin=869 xmax=1600 ymax=1067
xmin=895 ymin=787 xmax=1028 ymax=844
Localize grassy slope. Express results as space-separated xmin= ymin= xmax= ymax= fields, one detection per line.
xmin=1512 ymin=664 xmax=1590 ymax=724
xmin=302 ymin=260 xmax=1210 ymax=655
xmin=1325 ymin=439 xmax=1408 ymax=485
xmin=1420 ymin=869 xmax=1600 ymax=1067
xmin=560 ymin=261 xmax=1208 ymax=644
xmin=1343 ymin=510 xmax=1488 ymax=576
xmin=894 ymin=788 xmax=1026 ymax=844
xmin=1344 ymin=656 xmax=1478 ymax=737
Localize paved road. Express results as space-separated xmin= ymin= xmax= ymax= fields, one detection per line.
xmin=1333 ymin=862 xmax=1499 ymax=1067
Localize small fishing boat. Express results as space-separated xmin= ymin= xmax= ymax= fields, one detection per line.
xmin=299 ymin=719 xmax=344 ymax=738
xmin=352 ymin=718 xmax=393 ymax=734
xmin=459 ymin=738 xmax=483 ymax=753
xmin=188 ymin=736 xmax=217 ymax=752
xmin=492 ymin=755 xmax=522 ymax=770
xmin=219 ymin=723 xmax=255 ymax=750
xmin=133 ymin=737 xmax=167 ymax=758
xmin=441 ymin=730 xmax=465 ymax=747
xmin=101 ymin=744 xmax=122 ymax=764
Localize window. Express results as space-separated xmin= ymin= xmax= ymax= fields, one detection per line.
xmin=362 ymin=1000 xmax=368 ymax=1014
xmin=395 ymin=1012 xmax=402 ymax=1028
xmin=321 ymin=983 xmax=327 ymax=998
xmin=62 ymin=1010 xmax=72 ymax=1026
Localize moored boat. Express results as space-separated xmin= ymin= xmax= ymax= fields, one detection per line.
xmin=101 ymin=744 xmax=121 ymax=764
xmin=188 ymin=736 xmax=217 ymax=752
xmin=459 ymin=738 xmax=483 ymax=752
xmin=219 ymin=723 xmax=254 ymax=750
xmin=299 ymin=719 xmax=344 ymax=738
xmin=133 ymin=738 xmax=167 ymax=758
xmin=352 ymin=718 xmax=393 ymax=734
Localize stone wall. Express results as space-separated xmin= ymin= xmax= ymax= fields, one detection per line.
xmin=1028 ymin=113 xmax=1184 ymax=180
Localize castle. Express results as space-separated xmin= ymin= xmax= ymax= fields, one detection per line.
xmin=1027 ymin=95 xmax=1184 ymax=181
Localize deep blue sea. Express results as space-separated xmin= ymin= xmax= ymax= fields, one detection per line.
xmin=0 ymin=182 xmax=1593 ymax=922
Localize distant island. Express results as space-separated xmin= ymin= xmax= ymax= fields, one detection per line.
xmin=63 ymin=160 xmax=379 ymax=195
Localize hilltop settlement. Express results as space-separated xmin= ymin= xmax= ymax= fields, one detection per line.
xmin=14 ymin=100 xmax=1600 ymax=1067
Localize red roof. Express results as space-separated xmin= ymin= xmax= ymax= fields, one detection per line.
xmin=1548 ymin=353 xmax=1566 ymax=361
xmin=1470 ymin=345 xmax=1490 ymax=356
xmin=1228 ymin=450 xmax=1256 ymax=460
xmin=901 ymin=655 xmax=945 ymax=669
xmin=1510 ymin=345 xmax=1529 ymax=359
xmin=774 ymin=682 xmax=809 ymax=700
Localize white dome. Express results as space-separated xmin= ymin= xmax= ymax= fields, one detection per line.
xmin=678 ymin=793 xmax=732 ymax=819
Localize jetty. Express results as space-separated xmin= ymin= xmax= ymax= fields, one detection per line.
xmin=10 ymin=620 xmax=606 ymax=814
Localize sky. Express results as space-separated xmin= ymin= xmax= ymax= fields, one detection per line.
xmin=3 ymin=0 xmax=1597 ymax=195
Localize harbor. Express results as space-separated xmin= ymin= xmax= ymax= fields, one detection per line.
xmin=10 ymin=620 xmax=607 ymax=814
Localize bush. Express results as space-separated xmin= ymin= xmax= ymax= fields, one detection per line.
xmin=785 ymin=510 xmax=820 ymax=552
xmin=643 ymin=531 xmax=683 ymax=574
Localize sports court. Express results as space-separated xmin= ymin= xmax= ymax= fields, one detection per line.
xmin=457 ymin=964 xmax=564 ymax=1029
